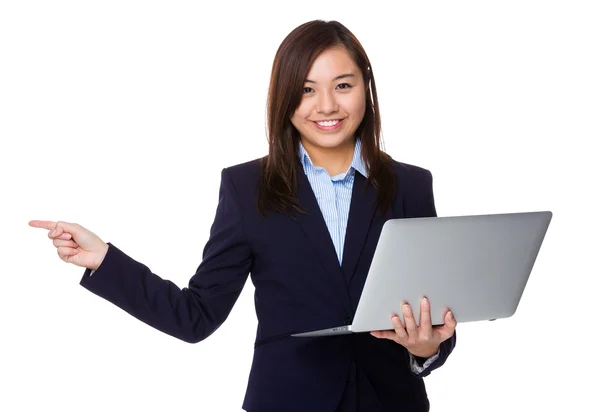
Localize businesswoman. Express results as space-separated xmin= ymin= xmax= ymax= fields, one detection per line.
xmin=30 ymin=20 xmax=456 ymax=412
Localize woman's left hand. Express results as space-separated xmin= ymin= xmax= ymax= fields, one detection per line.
xmin=370 ymin=297 xmax=457 ymax=358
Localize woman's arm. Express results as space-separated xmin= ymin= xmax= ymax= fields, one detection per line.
xmin=79 ymin=168 xmax=253 ymax=343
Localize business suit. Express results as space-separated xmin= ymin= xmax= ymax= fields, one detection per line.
xmin=80 ymin=154 xmax=456 ymax=412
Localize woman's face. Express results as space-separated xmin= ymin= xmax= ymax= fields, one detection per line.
xmin=291 ymin=46 xmax=366 ymax=154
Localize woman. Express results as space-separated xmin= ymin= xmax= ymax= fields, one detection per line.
xmin=30 ymin=20 xmax=456 ymax=412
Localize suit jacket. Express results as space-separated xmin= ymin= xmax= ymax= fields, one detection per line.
xmin=80 ymin=158 xmax=456 ymax=412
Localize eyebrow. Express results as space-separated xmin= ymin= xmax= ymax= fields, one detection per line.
xmin=305 ymin=73 xmax=355 ymax=83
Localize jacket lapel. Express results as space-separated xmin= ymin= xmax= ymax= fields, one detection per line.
xmin=341 ymin=172 xmax=378 ymax=284
xmin=294 ymin=165 xmax=353 ymax=314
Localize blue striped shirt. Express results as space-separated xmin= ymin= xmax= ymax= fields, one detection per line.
xmin=298 ymin=139 xmax=367 ymax=265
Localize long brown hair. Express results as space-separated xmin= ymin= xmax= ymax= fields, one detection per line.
xmin=258 ymin=20 xmax=396 ymax=217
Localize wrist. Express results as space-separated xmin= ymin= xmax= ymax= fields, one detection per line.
xmin=92 ymin=242 xmax=109 ymax=271
xmin=409 ymin=344 xmax=439 ymax=359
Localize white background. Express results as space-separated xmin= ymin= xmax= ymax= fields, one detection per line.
xmin=2 ymin=1 xmax=599 ymax=411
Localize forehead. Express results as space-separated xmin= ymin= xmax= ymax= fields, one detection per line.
xmin=306 ymin=46 xmax=360 ymax=79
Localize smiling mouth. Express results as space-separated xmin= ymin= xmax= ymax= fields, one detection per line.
xmin=312 ymin=118 xmax=344 ymax=130
xmin=315 ymin=119 xmax=341 ymax=126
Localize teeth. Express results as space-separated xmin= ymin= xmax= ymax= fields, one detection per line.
xmin=316 ymin=120 xmax=340 ymax=127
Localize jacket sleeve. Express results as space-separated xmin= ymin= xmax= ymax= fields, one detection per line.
xmin=412 ymin=168 xmax=457 ymax=378
xmin=79 ymin=167 xmax=253 ymax=343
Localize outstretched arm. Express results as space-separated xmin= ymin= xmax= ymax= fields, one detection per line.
xmin=79 ymin=167 xmax=253 ymax=343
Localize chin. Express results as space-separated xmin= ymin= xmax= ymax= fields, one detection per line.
xmin=303 ymin=132 xmax=354 ymax=150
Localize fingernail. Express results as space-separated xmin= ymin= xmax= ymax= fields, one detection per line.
xmin=49 ymin=230 xmax=56 ymax=236
xmin=392 ymin=317 xmax=402 ymax=327
xmin=448 ymin=311 xmax=454 ymax=320
xmin=402 ymin=304 xmax=411 ymax=315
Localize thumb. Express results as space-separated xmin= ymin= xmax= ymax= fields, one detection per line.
xmin=51 ymin=221 xmax=80 ymax=238
xmin=52 ymin=221 xmax=100 ymax=251
xmin=434 ymin=311 xmax=457 ymax=341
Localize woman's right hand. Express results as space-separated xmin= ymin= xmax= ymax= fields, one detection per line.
xmin=29 ymin=220 xmax=109 ymax=271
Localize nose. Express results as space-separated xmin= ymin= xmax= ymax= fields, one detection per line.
xmin=316 ymin=89 xmax=338 ymax=115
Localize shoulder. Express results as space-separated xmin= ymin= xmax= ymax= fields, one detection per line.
xmin=224 ymin=157 xmax=264 ymax=176
xmin=389 ymin=158 xmax=433 ymax=188
xmin=387 ymin=157 xmax=437 ymax=217
xmin=219 ymin=157 xmax=264 ymax=199
xmin=222 ymin=157 xmax=263 ymax=180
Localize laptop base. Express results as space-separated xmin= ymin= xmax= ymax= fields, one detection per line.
xmin=291 ymin=325 xmax=353 ymax=337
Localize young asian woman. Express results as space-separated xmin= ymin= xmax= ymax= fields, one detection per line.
xmin=30 ymin=19 xmax=457 ymax=412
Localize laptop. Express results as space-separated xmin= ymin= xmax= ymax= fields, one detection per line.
xmin=291 ymin=211 xmax=552 ymax=337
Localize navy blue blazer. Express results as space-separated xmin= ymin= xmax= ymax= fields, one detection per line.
xmin=80 ymin=158 xmax=456 ymax=412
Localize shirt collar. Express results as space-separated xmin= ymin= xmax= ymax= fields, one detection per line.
xmin=298 ymin=138 xmax=368 ymax=178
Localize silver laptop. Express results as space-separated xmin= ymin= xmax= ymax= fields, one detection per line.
xmin=292 ymin=211 xmax=552 ymax=337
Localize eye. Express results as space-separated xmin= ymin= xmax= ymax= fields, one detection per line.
xmin=336 ymin=83 xmax=352 ymax=90
xmin=302 ymin=87 xmax=314 ymax=94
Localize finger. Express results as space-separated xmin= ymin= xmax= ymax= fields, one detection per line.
xmin=28 ymin=220 xmax=56 ymax=230
xmin=391 ymin=315 xmax=407 ymax=341
xmin=402 ymin=303 xmax=419 ymax=339
xmin=57 ymin=246 xmax=79 ymax=261
xmin=370 ymin=330 xmax=400 ymax=341
xmin=419 ymin=297 xmax=433 ymax=336
xmin=59 ymin=232 xmax=73 ymax=240
xmin=49 ymin=223 xmax=65 ymax=238
xmin=53 ymin=238 xmax=78 ymax=249
xmin=29 ymin=220 xmax=77 ymax=239
xmin=433 ymin=310 xmax=457 ymax=342
xmin=445 ymin=310 xmax=457 ymax=329
xmin=48 ymin=221 xmax=79 ymax=238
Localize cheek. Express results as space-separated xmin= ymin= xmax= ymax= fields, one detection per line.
xmin=357 ymin=102 xmax=366 ymax=119
xmin=341 ymin=92 xmax=366 ymax=117
xmin=355 ymin=95 xmax=367 ymax=119
xmin=291 ymin=104 xmax=311 ymax=126
xmin=345 ymin=100 xmax=365 ymax=121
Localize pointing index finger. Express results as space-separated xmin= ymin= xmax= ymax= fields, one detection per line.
xmin=28 ymin=220 xmax=56 ymax=230
xmin=29 ymin=220 xmax=73 ymax=240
